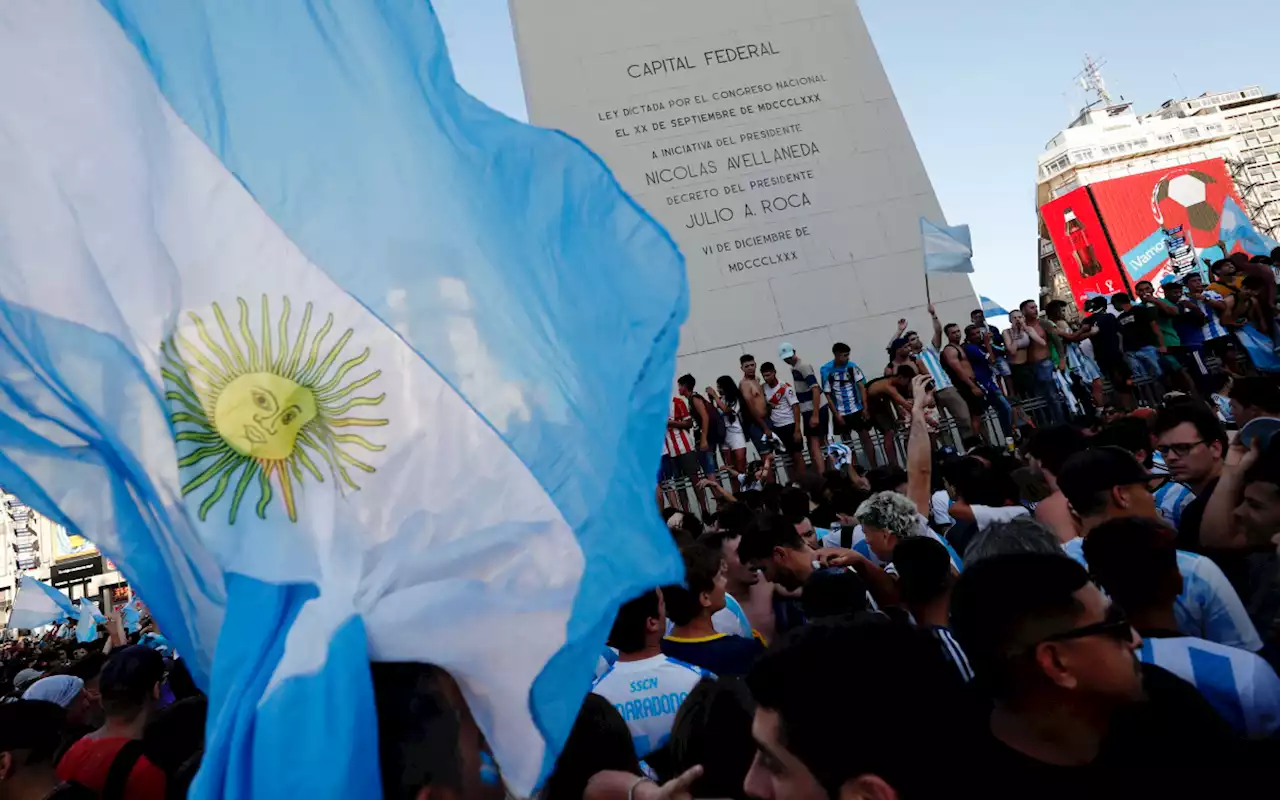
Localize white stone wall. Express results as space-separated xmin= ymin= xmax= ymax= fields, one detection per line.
xmin=509 ymin=0 xmax=976 ymax=381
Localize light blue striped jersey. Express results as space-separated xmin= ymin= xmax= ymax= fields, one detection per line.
xmin=1139 ymin=635 xmax=1280 ymax=738
xmin=1154 ymin=481 xmax=1196 ymax=530
xmin=1064 ymin=538 xmax=1263 ymax=652
xmin=592 ymin=654 xmax=711 ymax=757
xmin=594 ymin=646 xmax=620 ymax=680
xmin=820 ymin=360 xmax=867 ymax=414
xmin=1192 ymin=290 xmax=1228 ymax=340
xmin=710 ymin=593 xmax=754 ymax=640
xmin=914 ymin=345 xmax=953 ymax=391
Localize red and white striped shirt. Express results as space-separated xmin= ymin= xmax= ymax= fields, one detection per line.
xmin=665 ymin=396 xmax=694 ymax=456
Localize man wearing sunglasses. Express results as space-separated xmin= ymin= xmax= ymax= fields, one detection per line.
xmin=949 ymin=552 xmax=1243 ymax=797
xmin=1057 ymin=446 xmax=1262 ymax=654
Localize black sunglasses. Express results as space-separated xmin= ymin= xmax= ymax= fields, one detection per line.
xmin=1039 ymin=604 xmax=1135 ymax=645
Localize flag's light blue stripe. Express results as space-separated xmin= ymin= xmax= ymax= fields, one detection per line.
xmin=1188 ymin=645 xmax=1247 ymax=734
xmin=98 ymin=0 xmax=687 ymax=791
xmin=192 ymin=577 xmax=379 ymax=798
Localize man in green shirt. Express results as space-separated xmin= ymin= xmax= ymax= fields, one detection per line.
xmin=1136 ymin=279 xmax=1195 ymax=397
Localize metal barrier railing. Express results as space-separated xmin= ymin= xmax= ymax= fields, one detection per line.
xmin=659 ymin=362 xmax=1212 ymax=515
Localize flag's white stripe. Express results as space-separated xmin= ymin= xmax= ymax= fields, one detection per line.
xmin=7 ymin=579 xmax=65 ymax=630
xmin=0 ymin=3 xmax=585 ymax=788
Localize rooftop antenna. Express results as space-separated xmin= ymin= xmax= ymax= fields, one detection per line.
xmin=1075 ymin=54 xmax=1112 ymax=107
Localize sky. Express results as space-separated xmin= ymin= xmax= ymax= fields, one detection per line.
xmin=432 ymin=0 xmax=1279 ymax=312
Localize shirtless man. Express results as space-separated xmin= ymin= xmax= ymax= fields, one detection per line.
xmin=941 ymin=322 xmax=984 ymax=401
xmin=738 ymin=354 xmax=773 ymax=459
xmin=1019 ymin=300 xmax=1067 ymax=426
xmin=867 ymin=369 xmax=915 ymax=463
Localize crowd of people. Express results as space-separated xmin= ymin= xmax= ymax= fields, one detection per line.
xmin=2 ymin=256 xmax=1279 ymax=799
xmin=622 ymin=359 xmax=1280 ymax=798
xmin=661 ymin=250 xmax=1280 ymax=517
xmin=0 ymin=610 xmax=205 ymax=799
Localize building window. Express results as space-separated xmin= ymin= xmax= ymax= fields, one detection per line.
xmin=1157 ymin=132 xmax=1175 ymax=144
xmin=1182 ymin=127 xmax=1199 ymax=138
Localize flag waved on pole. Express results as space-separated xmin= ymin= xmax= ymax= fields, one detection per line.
xmin=0 ymin=2 xmax=687 ymax=797
xmin=6 ymin=577 xmax=78 ymax=631
xmin=980 ymin=296 xmax=1010 ymax=317
xmin=76 ymin=597 xmax=105 ymax=643
xmin=122 ymin=592 xmax=142 ymax=634
xmin=921 ymin=218 xmax=975 ymax=274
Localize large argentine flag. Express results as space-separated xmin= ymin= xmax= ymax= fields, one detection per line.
xmin=0 ymin=2 xmax=686 ymax=797
xmin=6 ymin=577 xmax=78 ymax=630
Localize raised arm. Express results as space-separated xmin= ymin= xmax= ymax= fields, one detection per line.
xmin=1198 ymin=439 xmax=1259 ymax=550
xmin=906 ymin=374 xmax=935 ymax=516
xmin=929 ymin=304 xmax=942 ymax=349
xmin=887 ymin=317 xmax=908 ymax=351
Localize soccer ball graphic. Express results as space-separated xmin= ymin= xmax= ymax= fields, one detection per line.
xmin=1152 ymin=170 xmax=1223 ymax=247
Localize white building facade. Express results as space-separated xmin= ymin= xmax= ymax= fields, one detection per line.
xmin=1145 ymin=86 xmax=1280 ymax=240
xmin=0 ymin=492 xmax=126 ymax=627
xmin=1035 ymin=101 xmax=1240 ymax=309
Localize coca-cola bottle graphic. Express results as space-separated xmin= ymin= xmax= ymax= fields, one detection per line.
xmin=1064 ymin=209 xmax=1101 ymax=278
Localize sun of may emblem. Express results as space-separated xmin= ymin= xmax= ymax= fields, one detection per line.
xmin=162 ymin=296 xmax=388 ymax=523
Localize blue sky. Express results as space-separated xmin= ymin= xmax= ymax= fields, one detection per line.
xmin=433 ymin=0 xmax=1278 ymax=311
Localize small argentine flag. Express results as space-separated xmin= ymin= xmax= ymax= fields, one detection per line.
xmin=921 ymin=218 xmax=975 ymax=274
xmin=76 ymin=597 xmax=106 ymax=644
xmin=122 ymin=592 xmax=143 ymax=634
xmin=0 ymin=3 xmax=686 ymax=798
xmin=980 ymin=296 xmax=1010 ymax=317
xmin=6 ymin=577 xmax=77 ymax=631
xmin=1220 ymin=197 xmax=1280 ymax=256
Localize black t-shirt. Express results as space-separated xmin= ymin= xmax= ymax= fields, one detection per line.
xmin=1176 ymin=478 xmax=1217 ymax=552
xmin=1117 ymin=305 xmax=1159 ymax=351
xmin=1083 ymin=312 xmax=1123 ymax=361
xmin=956 ymin=663 xmax=1261 ymax=799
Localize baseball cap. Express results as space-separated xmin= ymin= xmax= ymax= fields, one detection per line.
xmin=778 ymin=343 xmax=796 ymax=360
xmin=1084 ymin=295 xmax=1108 ymax=313
xmin=100 ymin=645 xmax=165 ymax=706
xmin=12 ymin=668 xmax=43 ymax=692
xmin=1056 ymin=447 xmax=1151 ymax=513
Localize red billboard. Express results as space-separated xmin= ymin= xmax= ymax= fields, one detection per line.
xmin=1088 ymin=158 xmax=1248 ymax=287
xmin=1040 ymin=186 xmax=1129 ymax=311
